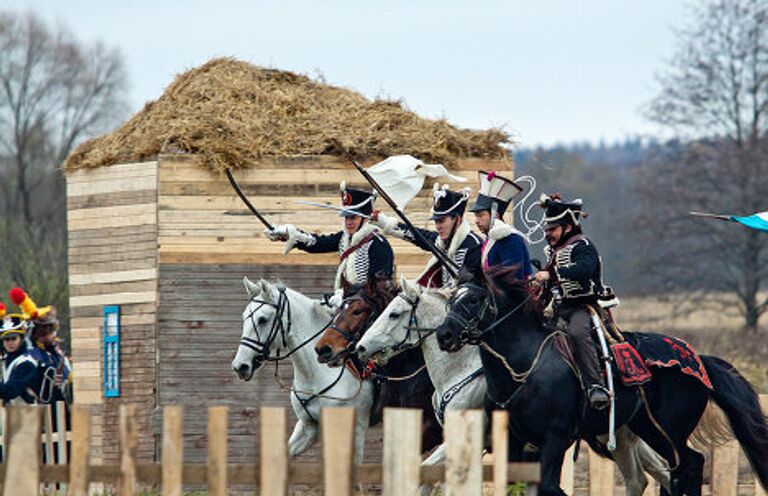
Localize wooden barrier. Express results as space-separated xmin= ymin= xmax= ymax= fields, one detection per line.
xmin=1 ymin=395 xmax=766 ymax=495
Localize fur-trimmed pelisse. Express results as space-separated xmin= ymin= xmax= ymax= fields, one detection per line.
xmin=62 ymin=58 xmax=510 ymax=172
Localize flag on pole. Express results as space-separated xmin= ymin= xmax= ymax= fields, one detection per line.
xmin=365 ymin=155 xmax=467 ymax=210
xmin=730 ymin=211 xmax=768 ymax=232
xmin=690 ymin=210 xmax=768 ymax=232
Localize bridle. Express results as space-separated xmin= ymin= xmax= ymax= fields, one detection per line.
xmin=239 ymin=287 xmax=327 ymax=367
xmin=325 ymin=292 xmax=385 ymax=351
xmin=445 ymin=283 xmax=532 ymax=345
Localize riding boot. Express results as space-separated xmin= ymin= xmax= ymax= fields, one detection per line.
xmin=563 ymin=307 xmax=611 ymax=410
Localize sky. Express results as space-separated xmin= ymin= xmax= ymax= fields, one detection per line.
xmin=8 ymin=0 xmax=689 ymax=147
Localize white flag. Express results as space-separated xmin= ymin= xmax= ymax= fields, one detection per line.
xmin=366 ymin=155 xmax=467 ymax=210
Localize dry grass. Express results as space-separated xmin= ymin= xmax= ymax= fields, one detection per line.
xmin=63 ymin=58 xmax=510 ymax=172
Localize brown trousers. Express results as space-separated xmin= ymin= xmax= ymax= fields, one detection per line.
xmin=558 ymin=305 xmax=604 ymax=387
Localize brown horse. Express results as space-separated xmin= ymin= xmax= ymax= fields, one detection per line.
xmin=314 ymin=278 xmax=443 ymax=452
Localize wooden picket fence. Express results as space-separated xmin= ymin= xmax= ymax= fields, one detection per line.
xmin=0 ymin=405 xmax=540 ymax=496
xmin=0 ymin=397 xmax=765 ymax=495
xmin=0 ymin=402 xmax=69 ymax=466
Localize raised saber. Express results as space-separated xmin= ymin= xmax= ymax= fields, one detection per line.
xmin=295 ymin=200 xmax=372 ymax=219
xmin=331 ymin=139 xmax=459 ymax=278
xmin=225 ymin=168 xmax=275 ymax=230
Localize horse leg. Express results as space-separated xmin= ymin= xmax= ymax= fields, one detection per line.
xmin=538 ymin=437 xmax=570 ymax=496
xmin=287 ymin=420 xmax=318 ymax=458
xmin=633 ymin=436 xmax=671 ymax=494
xmin=353 ymin=412 xmax=368 ymax=464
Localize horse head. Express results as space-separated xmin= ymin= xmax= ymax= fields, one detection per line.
xmin=356 ymin=276 xmax=425 ymax=360
xmin=436 ymin=265 xmax=534 ymax=352
xmin=232 ymin=277 xmax=285 ymax=381
xmin=314 ymin=277 xmax=399 ymax=366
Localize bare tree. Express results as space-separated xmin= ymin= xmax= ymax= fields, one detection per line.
xmin=0 ymin=10 xmax=128 ymax=224
xmin=0 ymin=10 xmax=128 ymax=341
xmin=637 ymin=0 xmax=768 ymax=332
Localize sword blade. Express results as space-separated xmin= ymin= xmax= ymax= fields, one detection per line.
xmin=294 ymin=200 xmax=371 ymax=219
xmin=225 ymin=168 xmax=275 ymax=230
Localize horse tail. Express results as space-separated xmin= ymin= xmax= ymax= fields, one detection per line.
xmin=701 ymin=355 xmax=768 ymax=489
xmin=689 ymin=400 xmax=734 ymax=452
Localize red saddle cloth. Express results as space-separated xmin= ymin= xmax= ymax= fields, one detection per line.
xmin=611 ymin=342 xmax=652 ymax=386
xmin=612 ymin=333 xmax=714 ymax=390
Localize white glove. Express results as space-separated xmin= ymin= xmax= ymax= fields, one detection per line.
xmin=265 ymin=225 xmax=289 ymax=241
xmin=328 ymin=289 xmax=344 ymax=309
xmin=370 ymin=211 xmax=399 ymax=234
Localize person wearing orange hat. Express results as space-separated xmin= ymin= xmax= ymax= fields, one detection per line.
xmin=9 ymin=288 xmax=71 ymax=404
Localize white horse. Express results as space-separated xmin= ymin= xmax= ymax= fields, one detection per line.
xmin=356 ymin=276 xmax=670 ymax=496
xmin=232 ymin=277 xmax=374 ymax=463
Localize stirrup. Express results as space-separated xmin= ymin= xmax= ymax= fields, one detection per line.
xmin=588 ymin=385 xmax=611 ymax=411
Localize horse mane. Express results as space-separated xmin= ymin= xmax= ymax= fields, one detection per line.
xmin=483 ymin=265 xmax=538 ymax=314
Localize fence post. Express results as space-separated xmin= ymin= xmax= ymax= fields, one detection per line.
xmin=207 ymin=406 xmax=228 ymax=496
xmin=445 ymin=409 xmax=484 ymax=496
xmin=323 ymin=407 xmax=356 ymax=496
xmin=560 ymin=443 xmax=575 ymax=495
xmin=712 ymin=440 xmax=739 ymax=496
xmin=56 ymin=402 xmax=68 ymax=464
xmin=118 ymin=404 xmax=138 ymax=496
xmin=68 ymin=405 xmax=91 ymax=496
xmin=260 ymin=407 xmax=288 ymax=496
xmin=43 ymin=404 xmax=55 ymax=465
xmin=3 ymin=406 xmax=41 ymax=496
xmin=492 ymin=410 xmax=509 ymax=496
xmin=162 ymin=406 xmax=184 ymax=496
xmin=588 ymin=447 xmax=614 ymax=496
xmin=382 ymin=408 xmax=422 ymax=496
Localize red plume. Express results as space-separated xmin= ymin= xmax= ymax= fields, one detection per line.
xmin=486 ymin=171 xmax=497 ymax=181
xmin=9 ymin=287 xmax=26 ymax=305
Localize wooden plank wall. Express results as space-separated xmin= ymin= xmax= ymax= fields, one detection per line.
xmin=155 ymin=263 xmax=347 ymax=464
xmin=66 ymin=161 xmax=160 ymax=464
xmin=157 ymin=154 xmax=514 ymax=278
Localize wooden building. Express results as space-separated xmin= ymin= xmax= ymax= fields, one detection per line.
xmin=63 ymin=58 xmax=514 ymax=465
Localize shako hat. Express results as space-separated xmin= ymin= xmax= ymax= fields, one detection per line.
xmin=0 ymin=301 xmax=26 ymax=338
xmin=539 ymin=193 xmax=585 ymax=228
xmin=468 ymin=171 xmax=523 ymax=216
xmin=429 ymin=184 xmax=470 ymax=220
xmin=339 ymin=181 xmax=376 ymax=218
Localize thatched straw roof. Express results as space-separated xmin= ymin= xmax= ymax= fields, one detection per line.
xmin=63 ymin=58 xmax=510 ymax=172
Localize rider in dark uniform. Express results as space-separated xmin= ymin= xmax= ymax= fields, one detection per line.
xmin=265 ymin=182 xmax=395 ymax=304
xmin=464 ymin=171 xmax=532 ymax=281
xmin=372 ymin=184 xmax=482 ymax=287
xmin=533 ymin=194 xmax=614 ymax=410
xmin=0 ymin=304 xmax=41 ymax=405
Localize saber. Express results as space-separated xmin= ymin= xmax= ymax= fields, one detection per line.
xmin=225 ymin=168 xmax=274 ymax=230
xmin=588 ymin=307 xmax=616 ymax=451
xmin=331 ymin=139 xmax=459 ymax=278
xmin=295 ymin=200 xmax=372 ymax=219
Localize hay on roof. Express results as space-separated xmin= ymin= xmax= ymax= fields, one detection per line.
xmin=63 ymin=58 xmax=510 ymax=172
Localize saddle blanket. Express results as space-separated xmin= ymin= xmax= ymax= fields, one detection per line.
xmin=612 ymin=332 xmax=713 ymax=390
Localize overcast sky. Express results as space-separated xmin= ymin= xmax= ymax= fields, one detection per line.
xmin=8 ymin=0 xmax=689 ymax=147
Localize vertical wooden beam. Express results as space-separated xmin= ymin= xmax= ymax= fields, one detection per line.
xmin=56 ymin=401 xmax=68 ymax=464
xmin=711 ymin=440 xmax=739 ymax=496
xmin=445 ymin=409 xmax=484 ymax=496
xmin=492 ymin=410 xmax=509 ymax=496
xmin=323 ymin=407 xmax=356 ymax=496
xmin=588 ymin=448 xmax=614 ymax=496
xmin=382 ymin=408 xmax=422 ymax=496
xmin=162 ymin=406 xmax=184 ymax=496
xmin=207 ymin=406 xmax=228 ymax=496
xmin=68 ymin=405 xmax=91 ymax=496
xmin=560 ymin=443 xmax=575 ymax=495
xmin=644 ymin=477 xmax=659 ymax=496
xmin=260 ymin=407 xmax=288 ymax=496
xmin=4 ymin=406 xmax=42 ymax=496
xmin=118 ymin=404 xmax=138 ymax=496
xmin=43 ymin=404 xmax=54 ymax=464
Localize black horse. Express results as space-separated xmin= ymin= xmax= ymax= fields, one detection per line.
xmin=435 ymin=267 xmax=768 ymax=496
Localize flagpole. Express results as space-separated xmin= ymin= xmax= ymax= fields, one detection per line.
xmin=332 ymin=139 xmax=459 ymax=278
